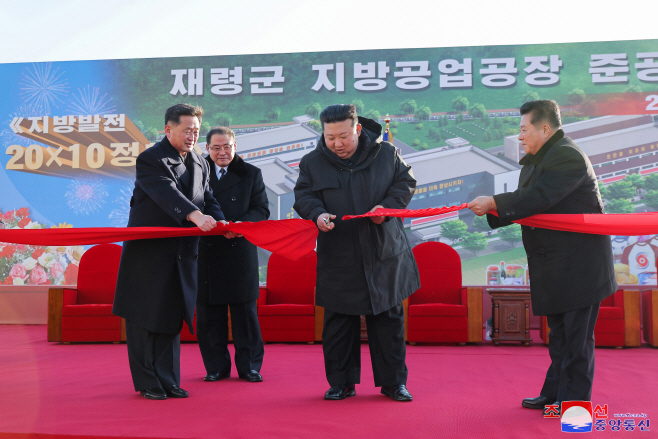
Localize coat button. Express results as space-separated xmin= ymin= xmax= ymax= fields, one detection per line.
xmin=231 ymin=197 xmax=236 ymax=201
xmin=195 ymin=254 xmax=198 ymax=259
xmin=178 ymin=255 xmax=182 ymax=260
xmin=175 ymin=207 xmax=181 ymax=213
xmin=505 ymin=211 xmax=510 ymax=215
xmin=511 ymin=210 xmax=515 ymax=215
xmin=527 ymin=253 xmax=531 ymax=258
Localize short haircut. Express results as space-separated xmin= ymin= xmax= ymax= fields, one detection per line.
xmin=165 ymin=103 xmax=204 ymax=126
xmin=206 ymin=127 xmax=236 ymax=144
xmin=319 ymin=104 xmax=358 ymax=129
xmin=519 ymin=100 xmax=561 ymax=129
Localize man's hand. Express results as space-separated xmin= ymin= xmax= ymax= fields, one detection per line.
xmin=224 ymin=221 xmax=243 ymax=239
xmin=317 ymin=213 xmax=336 ymax=232
xmin=187 ymin=210 xmax=217 ymax=232
xmin=468 ymin=196 xmax=497 ymax=216
xmin=369 ymin=205 xmax=386 ymax=225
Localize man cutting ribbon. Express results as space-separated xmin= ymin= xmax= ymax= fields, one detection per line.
xmin=468 ymin=100 xmax=617 ymax=415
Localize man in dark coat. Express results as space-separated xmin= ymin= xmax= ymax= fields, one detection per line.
xmin=468 ymin=100 xmax=617 ymax=413
xmin=294 ymin=104 xmax=420 ymax=402
xmin=197 ymin=127 xmax=269 ymax=383
xmin=113 ymin=104 xmax=226 ymax=400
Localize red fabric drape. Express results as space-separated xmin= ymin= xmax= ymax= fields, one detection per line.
xmin=0 ymin=219 xmax=318 ymax=261
xmin=343 ymin=204 xmax=658 ymax=236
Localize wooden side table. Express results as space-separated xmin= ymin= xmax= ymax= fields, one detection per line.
xmin=487 ymin=287 xmax=532 ymax=346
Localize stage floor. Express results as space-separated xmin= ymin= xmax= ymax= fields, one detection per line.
xmin=1 ymin=325 xmax=656 ymax=438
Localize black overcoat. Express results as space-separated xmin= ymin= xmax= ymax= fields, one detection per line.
xmin=293 ymin=117 xmax=420 ymax=315
xmin=487 ymin=130 xmax=617 ymax=316
xmin=113 ymin=137 xmax=225 ymax=334
xmin=197 ymin=154 xmax=270 ymax=305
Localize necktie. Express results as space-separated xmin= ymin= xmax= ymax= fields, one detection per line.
xmin=219 ymin=168 xmax=226 ymax=179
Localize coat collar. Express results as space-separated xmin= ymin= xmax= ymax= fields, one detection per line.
xmin=160 ymin=136 xmax=204 ymax=198
xmin=206 ymin=154 xmax=247 ymax=193
xmin=519 ymin=129 xmax=564 ymax=166
xmin=161 ymin=136 xmax=203 ymax=167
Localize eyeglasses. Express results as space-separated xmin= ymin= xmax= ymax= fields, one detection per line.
xmin=209 ymin=145 xmax=235 ymax=152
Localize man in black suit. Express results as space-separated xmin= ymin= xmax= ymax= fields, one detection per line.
xmin=468 ymin=100 xmax=617 ymax=413
xmin=113 ymin=104 xmax=226 ymax=400
xmin=197 ymin=127 xmax=269 ymax=383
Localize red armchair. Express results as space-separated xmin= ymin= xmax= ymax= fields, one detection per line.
xmin=641 ymin=289 xmax=658 ymax=346
xmin=48 ymin=244 xmax=124 ymax=343
xmin=540 ymin=289 xmax=641 ymax=348
xmin=257 ymin=251 xmax=321 ymax=343
xmin=403 ymin=242 xmax=482 ymax=344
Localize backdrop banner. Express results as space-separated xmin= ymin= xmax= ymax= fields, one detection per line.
xmin=1 ymin=38 xmax=657 ymax=286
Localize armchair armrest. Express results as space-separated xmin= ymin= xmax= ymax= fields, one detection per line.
xmin=63 ymin=288 xmax=78 ymax=306
xmin=47 ymin=288 xmax=64 ymax=342
xmin=258 ymin=286 xmax=267 ymax=307
xmin=613 ymin=289 xmax=624 ymax=309
xmin=622 ymin=289 xmax=641 ymax=347
xmin=466 ymin=287 xmax=483 ymax=343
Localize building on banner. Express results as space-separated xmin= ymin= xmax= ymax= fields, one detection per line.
xmin=399 ymin=147 xmax=520 ymax=242
xmin=232 ymin=123 xmax=320 ymax=163
xmin=251 ymin=157 xmax=299 ymax=220
xmin=504 ymin=115 xmax=658 ymax=184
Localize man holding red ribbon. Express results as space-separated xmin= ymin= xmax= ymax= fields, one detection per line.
xmin=294 ymin=104 xmax=419 ymax=402
xmin=468 ymin=100 xmax=617 ymax=415
xmin=113 ymin=104 xmax=227 ymax=400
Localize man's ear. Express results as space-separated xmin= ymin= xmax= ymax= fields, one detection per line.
xmin=356 ymin=123 xmax=362 ymax=136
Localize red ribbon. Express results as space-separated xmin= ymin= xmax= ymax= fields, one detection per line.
xmin=3 ymin=206 xmax=657 ymax=263
xmin=344 ymin=204 xmax=658 ymax=236
xmin=0 ymin=219 xmax=318 ymax=261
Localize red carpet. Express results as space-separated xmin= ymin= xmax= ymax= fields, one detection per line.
xmin=1 ymin=325 xmax=656 ymax=438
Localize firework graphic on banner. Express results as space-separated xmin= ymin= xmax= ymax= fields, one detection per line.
xmin=20 ymin=63 xmax=69 ymax=115
xmin=65 ymin=176 xmax=108 ymax=215
xmin=108 ymin=183 xmax=134 ymax=227
xmin=1 ymin=103 xmax=46 ymax=147
xmin=68 ymin=85 xmax=116 ymax=116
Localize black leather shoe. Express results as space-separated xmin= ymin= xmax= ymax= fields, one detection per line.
xmin=381 ymin=385 xmax=413 ymax=402
xmin=204 ymin=371 xmax=230 ymax=381
xmin=139 ymin=387 xmax=167 ymax=400
xmin=324 ymin=384 xmax=356 ymax=400
xmin=522 ymin=395 xmax=553 ymax=409
xmin=164 ymin=385 xmax=189 ymax=398
xmin=239 ymin=370 xmax=263 ymax=382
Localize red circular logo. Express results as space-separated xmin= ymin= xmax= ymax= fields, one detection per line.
xmin=636 ymin=253 xmax=649 ymax=269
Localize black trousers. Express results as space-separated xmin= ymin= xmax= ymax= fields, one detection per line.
xmin=323 ymin=304 xmax=408 ymax=388
xmin=125 ymin=319 xmax=181 ymax=392
xmin=540 ymin=303 xmax=601 ymax=403
xmin=196 ymin=300 xmax=264 ymax=376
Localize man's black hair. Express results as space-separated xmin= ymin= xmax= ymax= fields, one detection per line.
xmin=319 ymin=104 xmax=358 ymax=129
xmin=207 ymin=127 xmax=235 ymax=144
xmin=519 ymin=100 xmax=561 ymax=129
xmin=165 ymin=103 xmax=204 ymax=126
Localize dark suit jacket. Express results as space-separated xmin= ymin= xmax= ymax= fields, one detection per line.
xmin=198 ymin=154 xmax=269 ymax=305
xmin=113 ymin=137 xmax=225 ymax=334
xmin=487 ymin=130 xmax=617 ymax=315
